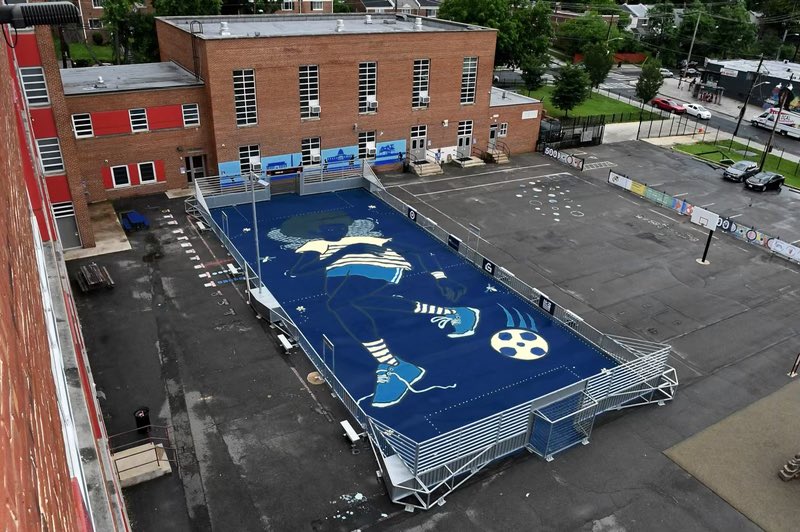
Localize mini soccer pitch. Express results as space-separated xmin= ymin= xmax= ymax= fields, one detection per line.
xmin=211 ymin=188 xmax=618 ymax=442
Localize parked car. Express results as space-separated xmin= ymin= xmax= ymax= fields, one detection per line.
xmin=684 ymin=68 xmax=700 ymax=76
xmin=744 ymin=171 xmax=785 ymax=191
xmin=685 ymin=103 xmax=711 ymax=119
xmin=723 ymin=160 xmax=759 ymax=182
xmin=651 ymin=98 xmax=686 ymax=114
xmin=659 ymin=68 xmax=674 ymax=78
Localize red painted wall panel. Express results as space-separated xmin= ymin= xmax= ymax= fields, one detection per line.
xmin=155 ymin=160 xmax=166 ymax=181
xmin=14 ymin=34 xmax=42 ymax=67
xmin=46 ymin=175 xmax=72 ymax=203
xmin=147 ymin=105 xmax=183 ymax=130
xmin=30 ymin=108 xmax=58 ymax=138
xmin=101 ymin=167 xmax=113 ymax=189
xmin=91 ymin=110 xmax=131 ymax=136
xmin=128 ymin=163 xmax=140 ymax=186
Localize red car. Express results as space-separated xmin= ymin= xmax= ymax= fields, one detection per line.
xmin=651 ymin=97 xmax=686 ymax=114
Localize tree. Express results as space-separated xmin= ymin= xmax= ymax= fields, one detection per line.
xmin=635 ymin=59 xmax=663 ymax=104
xmin=333 ymin=0 xmax=351 ymax=12
xmin=520 ymin=53 xmax=548 ymax=91
xmin=556 ymin=12 xmax=620 ymax=57
xmin=583 ymin=42 xmax=613 ymax=89
xmin=676 ymin=2 xmax=715 ymax=59
xmin=438 ymin=0 xmax=553 ymax=68
xmin=153 ymin=0 xmax=222 ymax=16
xmin=551 ymin=64 xmax=590 ymax=117
xmin=129 ymin=12 xmax=160 ymax=63
xmin=102 ymin=0 xmax=137 ymax=64
xmin=709 ymin=0 xmax=756 ymax=59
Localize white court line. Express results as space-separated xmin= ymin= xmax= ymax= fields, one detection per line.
xmin=729 ymin=213 xmax=743 ymax=218
xmin=387 ymin=163 xmax=551 ymax=188
xmin=791 ymin=239 xmax=800 ymax=244
xmin=673 ymin=192 xmax=689 ymax=197
xmin=700 ymin=202 xmax=715 ymax=208
xmin=648 ymin=208 xmax=676 ymax=221
xmin=650 ymin=182 xmax=664 ymax=187
xmin=414 ymin=172 xmax=570 ymax=196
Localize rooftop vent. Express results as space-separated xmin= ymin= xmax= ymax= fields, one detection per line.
xmin=365 ymin=14 xmax=372 ymax=24
xmin=336 ymin=19 xmax=344 ymax=32
xmin=94 ymin=76 xmax=106 ymax=88
xmin=383 ymin=18 xmax=396 ymax=24
xmin=414 ymin=17 xmax=423 ymax=30
xmin=219 ymin=21 xmax=230 ymax=36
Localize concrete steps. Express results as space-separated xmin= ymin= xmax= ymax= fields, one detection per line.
xmin=487 ymin=150 xmax=510 ymax=164
xmin=113 ymin=442 xmax=173 ymax=488
xmin=452 ymin=156 xmax=486 ymax=168
xmin=411 ymin=160 xmax=444 ymax=177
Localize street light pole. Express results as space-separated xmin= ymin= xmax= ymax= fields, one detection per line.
xmin=733 ymin=54 xmax=764 ymax=138
xmin=678 ymin=13 xmax=701 ymax=89
xmin=249 ymin=164 xmax=263 ymax=293
xmin=759 ymin=76 xmax=793 ymax=170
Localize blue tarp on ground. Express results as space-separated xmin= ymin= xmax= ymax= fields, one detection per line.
xmin=211 ymin=189 xmax=617 ymax=442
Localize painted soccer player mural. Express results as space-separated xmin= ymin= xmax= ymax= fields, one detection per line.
xmin=268 ymin=211 xmax=479 ymax=408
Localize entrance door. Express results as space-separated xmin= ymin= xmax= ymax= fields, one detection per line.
xmin=52 ymin=202 xmax=82 ymax=249
xmin=410 ymin=125 xmax=427 ymax=162
xmin=457 ymin=120 xmax=473 ymax=158
xmin=488 ymin=124 xmax=498 ymax=150
xmin=184 ymin=155 xmax=206 ymax=183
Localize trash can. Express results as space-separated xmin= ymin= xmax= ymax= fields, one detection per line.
xmin=134 ymin=407 xmax=150 ymax=435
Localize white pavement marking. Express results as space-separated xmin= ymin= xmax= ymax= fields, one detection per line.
xmin=791 ymin=239 xmax=800 ymax=244
xmin=414 ymin=172 xmax=569 ymax=196
xmin=162 ymin=214 xmax=174 ymax=219
xmin=650 ymin=182 xmax=664 ymax=187
xmin=673 ymin=192 xmax=689 ymax=197
xmin=168 ymin=220 xmax=179 ymax=225
xmin=729 ymin=213 xmax=743 ymax=218
xmin=648 ymin=208 xmax=676 ymax=221
xmin=180 ymin=242 xmax=192 ymax=248
xmin=700 ymin=202 xmax=715 ymax=208
xmin=388 ymin=163 xmax=551 ymax=188
xmin=172 ymin=229 xmax=184 ymax=234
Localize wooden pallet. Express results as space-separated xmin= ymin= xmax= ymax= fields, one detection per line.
xmin=76 ymin=262 xmax=114 ymax=293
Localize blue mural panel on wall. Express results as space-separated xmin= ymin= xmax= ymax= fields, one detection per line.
xmin=322 ymin=146 xmax=359 ymax=170
xmin=375 ymin=139 xmax=406 ymax=166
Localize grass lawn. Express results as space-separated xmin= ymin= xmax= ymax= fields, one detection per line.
xmin=54 ymin=40 xmax=114 ymax=64
xmin=524 ymin=85 xmax=659 ymax=122
xmin=674 ymin=140 xmax=800 ymax=188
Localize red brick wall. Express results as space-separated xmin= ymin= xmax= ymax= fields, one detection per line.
xmin=1 ymin=33 xmax=83 ymax=532
xmin=64 ymin=87 xmax=213 ymax=201
xmin=493 ymin=101 xmax=542 ymax=155
xmin=187 ymin=27 xmax=498 ymax=167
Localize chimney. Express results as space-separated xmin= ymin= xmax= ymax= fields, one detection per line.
xmin=219 ymin=21 xmax=230 ymax=36
xmin=365 ymin=14 xmax=372 ymax=24
xmin=336 ymin=19 xmax=344 ymax=32
xmin=414 ymin=17 xmax=423 ymax=31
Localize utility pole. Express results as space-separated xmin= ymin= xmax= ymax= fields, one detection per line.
xmin=759 ymin=75 xmax=794 ymax=170
xmin=733 ymin=54 xmax=764 ymax=139
xmin=678 ymin=12 xmax=701 ymax=89
xmin=778 ymin=28 xmax=789 ymax=61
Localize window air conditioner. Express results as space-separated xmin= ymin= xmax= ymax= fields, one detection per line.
xmin=368 ymin=100 xmax=378 ymax=110
xmin=420 ymin=96 xmax=430 ymax=104
xmin=367 ymin=148 xmax=377 ymax=156
xmin=249 ymin=156 xmax=262 ymax=173
xmin=311 ymin=154 xmax=321 ymax=163
xmin=310 ymin=105 xmax=321 ymax=114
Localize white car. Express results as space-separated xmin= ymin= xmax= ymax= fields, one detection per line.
xmin=685 ymin=103 xmax=711 ymax=119
xmin=659 ymin=68 xmax=674 ymax=78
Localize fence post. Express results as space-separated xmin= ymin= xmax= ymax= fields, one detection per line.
xmin=745 ymin=137 xmax=751 ymax=155
xmin=713 ymin=128 xmax=719 ymax=144
xmin=777 ymin=149 xmax=784 ymax=170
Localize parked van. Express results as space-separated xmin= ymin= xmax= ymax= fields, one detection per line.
xmin=750 ymin=108 xmax=800 ymax=139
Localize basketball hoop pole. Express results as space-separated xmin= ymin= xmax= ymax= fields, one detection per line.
xmin=789 ymin=352 xmax=800 ymax=378
xmin=700 ymin=229 xmax=713 ymax=263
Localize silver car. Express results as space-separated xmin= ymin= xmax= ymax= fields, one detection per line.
xmin=723 ymin=160 xmax=758 ymax=182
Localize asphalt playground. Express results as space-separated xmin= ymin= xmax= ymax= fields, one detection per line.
xmin=68 ymin=141 xmax=800 ymax=531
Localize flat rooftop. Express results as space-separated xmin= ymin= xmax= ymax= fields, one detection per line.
xmin=158 ymin=14 xmax=492 ymax=39
xmin=61 ymin=62 xmax=203 ymax=95
xmin=707 ymin=58 xmax=800 ymax=80
xmin=490 ymin=86 xmax=540 ymax=107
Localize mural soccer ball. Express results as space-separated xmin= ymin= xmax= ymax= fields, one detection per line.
xmin=490 ymin=328 xmax=549 ymax=361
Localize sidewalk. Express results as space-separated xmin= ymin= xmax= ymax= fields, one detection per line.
xmin=658 ymin=76 xmax=765 ymax=120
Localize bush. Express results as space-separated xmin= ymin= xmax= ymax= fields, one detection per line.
xmin=91 ymin=32 xmax=104 ymax=46
xmin=73 ymin=59 xmax=90 ymax=67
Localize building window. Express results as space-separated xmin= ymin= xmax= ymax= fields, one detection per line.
xmin=301 ymin=137 xmax=321 ymax=166
xmin=239 ymin=145 xmax=260 ymax=174
xmin=358 ymin=131 xmax=377 ymax=159
xmin=20 ymin=67 xmax=49 ymax=106
xmin=499 ymin=122 xmax=508 ymax=137
xmin=92 ymin=0 xmax=104 ymax=7
xmin=71 ymin=113 xmax=93 ymax=138
xmin=129 ymin=108 xmax=148 ymax=132
xmin=299 ymin=65 xmax=320 ymax=119
xmin=138 ymin=162 xmax=156 ymax=183
xmin=88 ymin=19 xmax=102 ymax=29
xmin=359 ymin=61 xmax=377 ymax=114
xmin=461 ymin=57 xmax=478 ymax=104
xmin=36 ymin=138 xmax=64 ymax=173
xmin=52 ymin=201 xmax=75 ymax=218
xmin=311 ymin=1 xmax=324 ymax=10
xmin=233 ymin=69 xmax=257 ymax=126
xmin=282 ymin=0 xmax=293 ymax=9
xmin=412 ymin=59 xmax=430 ymax=109
xmin=182 ymin=103 xmax=200 ymax=126
xmin=111 ymin=165 xmax=130 ymax=188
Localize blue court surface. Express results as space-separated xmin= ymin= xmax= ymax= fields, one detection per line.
xmin=211 ymin=189 xmax=618 ymax=442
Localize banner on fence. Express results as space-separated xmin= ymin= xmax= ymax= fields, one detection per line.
xmin=608 ymin=170 xmax=632 ymax=190
xmin=407 ymin=207 xmax=417 ymax=222
xmin=543 ymin=146 xmax=585 ymax=171
xmin=482 ymin=258 xmax=496 ymax=276
xmin=538 ymin=295 xmax=556 ymax=315
xmin=448 ymin=234 xmax=461 ymax=251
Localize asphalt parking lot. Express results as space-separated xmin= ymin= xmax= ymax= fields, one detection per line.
xmin=70 ymin=143 xmax=800 ymax=531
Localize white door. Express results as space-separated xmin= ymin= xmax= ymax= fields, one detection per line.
xmin=52 ymin=202 xmax=82 ymax=249
xmin=457 ymin=120 xmax=473 ymax=158
xmin=410 ymin=125 xmax=427 ymax=161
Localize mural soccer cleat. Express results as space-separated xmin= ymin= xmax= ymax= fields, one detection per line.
xmin=431 ymin=307 xmax=480 ymax=338
xmin=372 ymin=360 xmax=426 ymax=408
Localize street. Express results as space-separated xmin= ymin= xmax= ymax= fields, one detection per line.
xmin=494 ymin=65 xmax=800 ymax=157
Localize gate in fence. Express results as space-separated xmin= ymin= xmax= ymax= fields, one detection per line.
xmin=538 ymin=115 xmax=605 ymax=151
